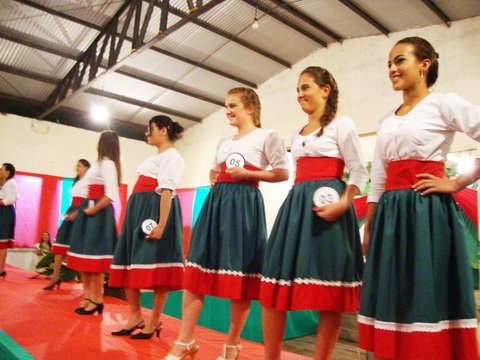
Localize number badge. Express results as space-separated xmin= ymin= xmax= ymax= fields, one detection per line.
xmin=225 ymin=153 xmax=245 ymax=169
xmin=313 ymin=187 xmax=340 ymax=207
xmin=141 ymin=219 xmax=158 ymax=234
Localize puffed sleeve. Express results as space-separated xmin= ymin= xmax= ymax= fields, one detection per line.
xmin=442 ymin=93 xmax=480 ymax=141
xmin=336 ymin=117 xmax=369 ymax=192
xmin=100 ymin=159 xmax=119 ymax=201
xmin=1 ymin=180 xmax=18 ymax=206
xmin=156 ymin=151 xmax=185 ymax=197
xmin=264 ymin=130 xmax=289 ymax=169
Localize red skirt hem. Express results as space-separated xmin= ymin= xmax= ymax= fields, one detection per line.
xmin=0 ymin=240 xmax=14 ymax=249
xmin=108 ymin=266 xmax=184 ymax=290
xmin=358 ymin=322 xmax=479 ymax=360
xmin=67 ymin=254 xmax=112 ymax=272
xmin=260 ymin=281 xmax=361 ymax=312
xmin=51 ymin=244 xmax=69 ymax=256
xmin=184 ymin=266 xmax=261 ymax=300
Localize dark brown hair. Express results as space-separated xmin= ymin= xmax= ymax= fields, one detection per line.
xmin=97 ymin=131 xmax=122 ymax=185
xmin=2 ymin=163 xmax=15 ymax=180
xmin=396 ymin=37 xmax=439 ymax=88
xmin=149 ymin=115 xmax=184 ymax=141
xmin=300 ymin=66 xmax=339 ymax=137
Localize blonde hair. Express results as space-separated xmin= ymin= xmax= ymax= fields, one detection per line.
xmin=227 ymin=87 xmax=261 ymax=128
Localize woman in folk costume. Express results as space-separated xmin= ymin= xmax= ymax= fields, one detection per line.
xmin=0 ymin=163 xmax=19 ymax=280
xmin=358 ymin=37 xmax=480 ymax=359
xmin=68 ymin=131 xmax=121 ymax=315
xmin=260 ymin=66 xmax=368 ymax=360
xmin=165 ymin=87 xmax=289 ymax=360
xmin=109 ymin=115 xmax=186 ymax=339
xmin=45 ymin=159 xmax=90 ymax=290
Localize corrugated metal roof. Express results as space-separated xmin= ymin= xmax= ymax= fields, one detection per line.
xmin=1 ymin=0 xmax=479 ymax=140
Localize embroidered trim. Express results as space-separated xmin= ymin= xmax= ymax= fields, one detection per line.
xmin=111 ymin=262 xmax=184 ymax=270
xmin=186 ymin=261 xmax=261 ymax=278
xmin=67 ymin=252 xmax=113 ymax=260
xmin=358 ymin=315 xmax=478 ymax=332
xmin=261 ymin=277 xmax=362 ymax=288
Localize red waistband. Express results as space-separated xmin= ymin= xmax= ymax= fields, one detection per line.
xmin=132 ymin=175 xmax=157 ymax=193
xmin=385 ymin=160 xmax=445 ymax=190
xmin=216 ymin=163 xmax=260 ymax=188
xmin=71 ymin=197 xmax=83 ymax=206
xmin=88 ymin=184 xmax=105 ymax=199
xmin=295 ymin=157 xmax=345 ymax=184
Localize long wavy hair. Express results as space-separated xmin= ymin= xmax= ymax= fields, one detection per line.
xmin=97 ymin=131 xmax=122 ymax=185
xmin=300 ymin=66 xmax=339 ymax=137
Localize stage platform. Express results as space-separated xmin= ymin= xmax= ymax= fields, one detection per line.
xmin=0 ymin=265 xmax=309 ymax=359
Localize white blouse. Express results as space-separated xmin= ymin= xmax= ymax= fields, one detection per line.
xmin=84 ymin=158 xmax=119 ymax=201
xmin=368 ymin=92 xmax=480 ymax=202
xmin=137 ymin=148 xmax=185 ymax=196
xmin=0 ymin=179 xmax=19 ymax=206
xmin=290 ymin=115 xmax=369 ymax=192
xmin=212 ymin=128 xmax=289 ymax=172
xmin=70 ymin=177 xmax=88 ymax=198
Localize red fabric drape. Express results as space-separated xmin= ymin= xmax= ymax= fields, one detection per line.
xmin=454 ymin=188 xmax=478 ymax=227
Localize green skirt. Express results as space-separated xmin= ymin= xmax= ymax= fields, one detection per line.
xmin=184 ymin=182 xmax=266 ymax=300
xmin=358 ymin=189 xmax=478 ymax=359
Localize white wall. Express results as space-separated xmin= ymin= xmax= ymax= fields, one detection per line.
xmin=1 ymin=17 xmax=479 ymax=235
xmin=0 ymin=113 xmax=153 ymax=189
xmin=176 ymin=16 xmax=480 ymax=230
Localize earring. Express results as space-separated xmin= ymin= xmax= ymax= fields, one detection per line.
xmin=420 ymin=71 xmax=424 ymax=78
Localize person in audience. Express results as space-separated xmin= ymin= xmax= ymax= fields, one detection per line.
xmin=68 ymin=131 xmax=121 ymax=315
xmin=260 ymin=66 xmax=368 ymax=360
xmin=109 ymin=115 xmax=186 ymax=340
xmin=358 ymin=36 xmax=480 ymax=359
xmin=0 ymin=163 xmax=19 ymax=280
xmin=34 ymin=231 xmax=52 ymax=274
xmin=165 ymin=87 xmax=289 ymax=360
xmin=44 ymin=159 xmax=90 ymax=290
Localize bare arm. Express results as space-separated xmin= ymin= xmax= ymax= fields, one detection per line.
xmin=413 ymin=158 xmax=480 ymax=195
xmin=362 ymin=202 xmax=378 ymax=257
xmin=147 ymin=189 xmax=173 ymax=240
xmin=225 ymin=167 xmax=289 ymax=183
xmin=83 ymin=196 xmax=112 ymax=216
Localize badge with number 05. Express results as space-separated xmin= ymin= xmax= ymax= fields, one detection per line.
xmin=313 ymin=187 xmax=340 ymax=207
xmin=225 ymin=153 xmax=245 ymax=169
xmin=142 ymin=219 xmax=157 ymax=235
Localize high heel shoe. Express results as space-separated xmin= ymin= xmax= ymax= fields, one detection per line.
xmin=130 ymin=322 xmax=163 ymax=339
xmin=111 ymin=320 xmax=145 ymax=336
xmin=0 ymin=271 xmax=6 ymax=280
xmin=77 ymin=300 xmax=104 ymax=315
xmin=164 ymin=340 xmax=200 ymax=360
xmin=74 ymin=298 xmax=91 ymax=313
xmin=43 ymin=278 xmax=61 ymax=290
xmin=217 ymin=343 xmax=242 ymax=360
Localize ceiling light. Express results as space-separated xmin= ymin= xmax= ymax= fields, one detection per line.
xmin=90 ymin=105 xmax=109 ymax=123
xmin=252 ymin=18 xmax=259 ymax=29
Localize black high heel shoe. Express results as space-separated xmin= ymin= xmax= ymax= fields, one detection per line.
xmin=77 ymin=300 xmax=104 ymax=315
xmin=74 ymin=298 xmax=91 ymax=313
xmin=43 ymin=278 xmax=61 ymax=290
xmin=112 ymin=320 xmax=145 ymax=336
xmin=0 ymin=271 xmax=6 ymax=280
xmin=130 ymin=322 xmax=163 ymax=339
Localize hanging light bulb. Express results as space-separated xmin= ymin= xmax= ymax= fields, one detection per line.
xmin=252 ymin=1 xmax=259 ymax=30
xmin=252 ymin=17 xmax=259 ymax=29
